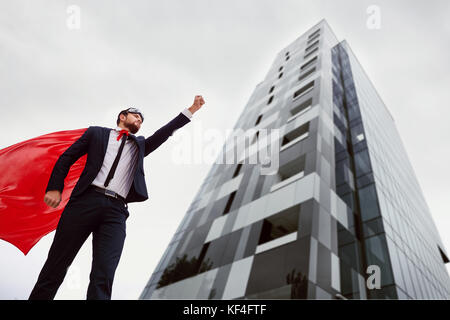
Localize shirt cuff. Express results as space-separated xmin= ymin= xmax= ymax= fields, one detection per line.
xmin=181 ymin=108 xmax=193 ymax=119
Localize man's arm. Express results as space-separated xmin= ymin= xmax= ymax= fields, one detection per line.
xmin=44 ymin=127 xmax=92 ymax=208
xmin=144 ymin=113 xmax=191 ymax=157
xmin=144 ymin=95 xmax=205 ymax=157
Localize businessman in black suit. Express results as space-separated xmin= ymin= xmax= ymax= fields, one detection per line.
xmin=29 ymin=95 xmax=205 ymax=300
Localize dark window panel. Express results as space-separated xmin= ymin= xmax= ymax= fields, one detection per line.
xmin=358 ymin=184 xmax=381 ymax=222
xmin=255 ymin=114 xmax=263 ymax=126
xmin=364 ymin=234 xmax=395 ymax=287
xmin=232 ymin=163 xmax=243 ymax=178
xmin=304 ymin=47 xmax=319 ymax=60
xmin=301 ymin=56 xmax=318 ymax=71
xmin=305 ymin=40 xmax=319 ymax=53
xmin=246 ymin=244 xmax=289 ymax=296
xmin=257 ymin=204 xmax=300 ymax=246
xmin=354 ymin=150 xmax=372 ymax=177
xmin=282 ymin=122 xmax=309 ymax=147
xmin=293 ymin=81 xmax=314 ymax=99
xmin=223 ymin=191 xmax=237 ymax=215
xmin=308 ymin=29 xmax=321 ymax=39
xmin=290 ymin=98 xmax=313 ymax=118
xmin=307 ymin=32 xmax=320 ymax=44
xmin=298 ymin=67 xmax=316 ymax=82
xmin=274 ymin=155 xmax=306 ymax=185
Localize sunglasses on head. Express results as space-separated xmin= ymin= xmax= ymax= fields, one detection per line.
xmin=125 ymin=107 xmax=144 ymax=122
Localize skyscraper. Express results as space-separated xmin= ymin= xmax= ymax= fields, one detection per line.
xmin=139 ymin=20 xmax=450 ymax=299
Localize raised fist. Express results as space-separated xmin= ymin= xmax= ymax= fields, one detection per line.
xmin=188 ymin=95 xmax=205 ymax=114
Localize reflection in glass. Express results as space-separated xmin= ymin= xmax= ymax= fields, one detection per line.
xmin=358 ymin=184 xmax=381 ymax=222
xmin=354 ymin=150 xmax=372 ymax=177
xmin=364 ymin=235 xmax=394 ymax=287
xmin=158 ymin=249 xmax=214 ymax=288
xmin=286 ymin=269 xmax=308 ymax=299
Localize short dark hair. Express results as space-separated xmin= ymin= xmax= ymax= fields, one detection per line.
xmin=116 ymin=111 xmax=128 ymax=125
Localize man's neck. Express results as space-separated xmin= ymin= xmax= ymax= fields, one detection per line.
xmin=116 ymin=124 xmax=130 ymax=132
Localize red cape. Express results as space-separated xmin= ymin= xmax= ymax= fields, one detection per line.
xmin=0 ymin=128 xmax=87 ymax=255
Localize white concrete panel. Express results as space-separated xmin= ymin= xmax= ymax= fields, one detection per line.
xmin=318 ymin=208 xmax=331 ymax=250
xmin=336 ymin=196 xmax=349 ymax=229
xmin=308 ymin=237 xmax=318 ymax=283
xmin=256 ymin=232 xmax=298 ymax=254
xmin=205 ymin=215 xmax=228 ymax=243
xmin=330 ymin=190 xmax=338 ymax=220
xmin=216 ymin=174 xmax=243 ymax=200
xmin=247 ymin=195 xmax=269 ymax=225
xmin=331 ymin=252 xmax=341 ymax=291
xmin=293 ymin=172 xmax=316 ymax=205
xmin=266 ymin=180 xmax=297 ymax=217
xmin=222 ymin=256 xmax=254 ymax=299
xmin=293 ymin=104 xmax=320 ymax=128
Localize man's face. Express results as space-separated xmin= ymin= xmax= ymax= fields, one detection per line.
xmin=121 ymin=112 xmax=142 ymax=134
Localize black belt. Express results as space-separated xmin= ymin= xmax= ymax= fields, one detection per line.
xmin=91 ymin=185 xmax=126 ymax=202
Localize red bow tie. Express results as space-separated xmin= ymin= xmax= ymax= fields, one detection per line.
xmin=117 ymin=129 xmax=130 ymax=141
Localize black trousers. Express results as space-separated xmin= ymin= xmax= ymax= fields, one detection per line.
xmin=29 ymin=186 xmax=129 ymax=300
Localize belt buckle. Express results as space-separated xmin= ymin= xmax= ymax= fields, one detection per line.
xmin=104 ymin=189 xmax=117 ymax=198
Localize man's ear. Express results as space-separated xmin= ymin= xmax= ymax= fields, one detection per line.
xmin=120 ymin=113 xmax=127 ymax=123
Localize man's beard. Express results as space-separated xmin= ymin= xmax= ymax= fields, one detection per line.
xmin=124 ymin=122 xmax=139 ymax=134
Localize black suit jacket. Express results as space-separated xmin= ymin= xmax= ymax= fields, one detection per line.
xmin=46 ymin=112 xmax=191 ymax=203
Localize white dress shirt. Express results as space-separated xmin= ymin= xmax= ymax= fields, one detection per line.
xmin=91 ymin=108 xmax=193 ymax=198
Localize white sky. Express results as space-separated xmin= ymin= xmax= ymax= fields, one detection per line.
xmin=0 ymin=0 xmax=449 ymax=299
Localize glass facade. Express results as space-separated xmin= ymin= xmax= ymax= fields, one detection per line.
xmin=139 ymin=20 xmax=450 ymax=300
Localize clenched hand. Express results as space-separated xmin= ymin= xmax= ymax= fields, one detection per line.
xmin=188 ymin=95 xmax=205 ymax=115
xmin=44 ymin=190 xmax=62 ymax=208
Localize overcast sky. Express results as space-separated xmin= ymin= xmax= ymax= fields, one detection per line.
xmin=0 ymin=0 xmax=449 ymax=299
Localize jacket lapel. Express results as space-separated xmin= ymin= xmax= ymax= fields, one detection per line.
xmin=129 ymin=134 xmax=144 ymax=157
xmin=102 ymin=128 xmax=112 ymax=157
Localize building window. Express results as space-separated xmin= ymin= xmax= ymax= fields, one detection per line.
xmin=300 ymin=56 xmax=318 ymax=71
xmin=256 ymin=204 xmax=300 ymax=254
xmin=281 ymin=122 xmax=310 ymax=151
xmin=251 ymin=130 xmax=260 ymax=144
xmin=307 ymin=33 xmax=320 ymax=44
xmin=298 ymin=67 xmax=316 ymax=82
xmin=438 ymin=245 xmax=450 ymax=264
xmin=304 ymin=47 xmax=319 ymax=59
xmin=305 ymin=40 xmax=319 ymax=53
xmin=223 ymin=191 xmax=237 ymax=215
xmin=279 ymin=66 xmax=283 ymax=72
xmin=232 ymin=163 xmax=243 ymax=178
xmin=358 ymin=184 xmax=381 ymax=222
xmin=293 ymin=81 xmax=314 ymax=100
xmin=308 ymin=29 xmax=320 ymax=39
xmin=278 ymin=72 xmax=283 ymax=79
xmin=269 ymin=86 xmax=275 ymax=94
xmin=270 ymin=155 xmax=306 ymax=192
xmin=354 ymin=150 xmax=372 ymax=178
xmin=287 ymin=98 xmax=313 ymax=122
xmin=268 ymin=95 xmax=274 ymax=104
xmin=255 ymin=114 xmax=263 ymax=125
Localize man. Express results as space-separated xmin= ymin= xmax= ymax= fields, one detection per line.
xmin=29 ymin=95 xmax=205 ymax=300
